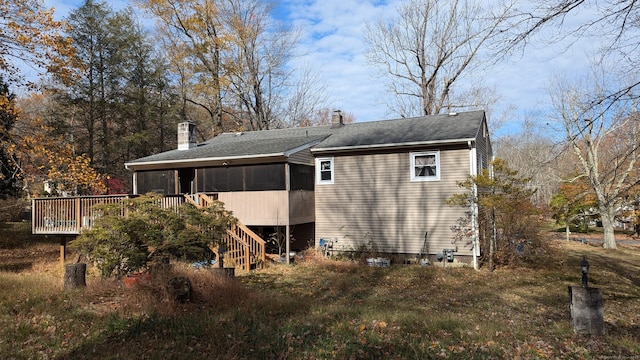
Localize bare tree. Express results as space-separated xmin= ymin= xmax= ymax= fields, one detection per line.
xmin=298 ymin=108 xmax=355 ymax=127
xmin=364 ymin=0 xmax=512 ymax=117
xmin=139 ymin=0 xmax=227 ymax=134
xmin=549 ymin=68 xmax=640 ymax=249
xmin=141 ymin=0 xmax=316 ymax=134
xmin=281 ymin=66 xmax=331 ymax=128
xmin=494 ymin=117 xmax=565 ymax=206
xmin=502 ymin=0 xmax=640 ymax=103
xmin=221 ymin=0 xmax=300 ymax=130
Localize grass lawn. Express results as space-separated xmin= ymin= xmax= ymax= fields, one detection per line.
xmin=0 ymin=222 xmax=639 ymax=359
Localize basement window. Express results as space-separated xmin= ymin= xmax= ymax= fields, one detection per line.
xmin=316 ymin=157 xmax=334 ymax=185
xmin=411 ymin=151 xmax=440 ymax=181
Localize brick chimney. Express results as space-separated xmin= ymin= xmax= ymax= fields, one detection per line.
xmin=177 ymin=121 xmax=197 ymax=150
xmin=331 ymin=110 xmax=344 ymax=128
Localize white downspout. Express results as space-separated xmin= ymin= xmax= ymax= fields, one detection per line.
xmin=132 ymin=172 xmax=138 ymax=195
xmin=469 ymin=141 xmax=478 ymax=271
xmin=285 ymin=163 xmax=291 ymax=265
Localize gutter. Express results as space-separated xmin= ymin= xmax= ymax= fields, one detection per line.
xmin=125 ymin=137 xmax=327 ymax=171
xmin=124 ymin=153 xmax=287 ymax=170
xmin=310 ymin=138 xmax=475 ymax=154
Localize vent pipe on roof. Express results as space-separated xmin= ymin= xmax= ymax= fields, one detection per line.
xmin=331 ymin=110 xmax=344 ymax=128
xmin=177 ymin=121 xmax=197 ymax=150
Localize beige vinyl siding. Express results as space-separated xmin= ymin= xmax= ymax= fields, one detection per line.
xmin=217 ymin=190 xmax=314 ymax=226
xmin=288 ymin=148 xmax=314 ymax=165
xmin=475 ymin=119 xmax=491 ymax=171
xmin=218 ymin=191 xmax=289 ymax=226
xmin=315 ymin=147 xmax=473 ymax=256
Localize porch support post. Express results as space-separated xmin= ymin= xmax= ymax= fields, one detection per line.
xmin=59 ymin=236 xmax=67 ymax=267
xmin=286 ymin=225 xmax=291 ymax=265
xmin=285 ymin=163 xmax=291 ymax=265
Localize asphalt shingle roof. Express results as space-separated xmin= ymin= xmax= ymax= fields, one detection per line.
xmin=312 ymin=110 xmax=484 ymax=151
xmin=125 ymin=110 xmax=485 ymax=166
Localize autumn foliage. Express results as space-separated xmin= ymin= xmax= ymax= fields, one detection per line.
xmin=11 ymin=114 xmax=107 ymax=196
xmin=0 ymin=0 xmax=105 ymax=196
xmin=448 ymin=158 xmax=545 ymax=270
xmin=550 ymin=176 xmax=598 ymax=234
xmin=0 ymin=77 xmax=20 ymax=197
xmin=0 ymin=0 xmax=76 ymax=86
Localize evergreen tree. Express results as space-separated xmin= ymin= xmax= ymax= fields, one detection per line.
xmin=0 ymin=77 xmax=19 ymax=198
xmin=55 ymin=0 xmax=178 ymax=190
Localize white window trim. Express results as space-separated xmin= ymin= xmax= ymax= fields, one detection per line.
xmin=410 ymin=151 xmax=440 ymax=182
xmin=316 ymin=157 xmax=334 ymax=184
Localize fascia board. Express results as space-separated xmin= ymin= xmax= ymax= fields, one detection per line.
xmin=124 ymin=153 xmax=287 ymax=170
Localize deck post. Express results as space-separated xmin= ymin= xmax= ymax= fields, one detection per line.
xmin=59 ymin=236 xmax=67 ymax=266
xmin=285 ymin=225 xmax=291 ymax=265
xmin=75 ymin=198 xmax=81 ymax=233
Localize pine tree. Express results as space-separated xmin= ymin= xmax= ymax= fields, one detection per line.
xmin=0 ymin=77 xmax=19 ymax=198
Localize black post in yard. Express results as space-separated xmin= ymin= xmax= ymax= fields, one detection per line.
xmin=569 ymin=255 xmax=604 ymax=335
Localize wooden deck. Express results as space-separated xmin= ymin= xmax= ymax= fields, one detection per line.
xmin=31 ymin=194 xmax=265 ymax=270
xmin=31 ymin=194 xmax=185 ymax=235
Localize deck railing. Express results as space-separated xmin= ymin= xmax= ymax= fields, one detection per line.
xmin=184 ymin=193 xmax=219 ymax=208
xmin=218 ymin=223 xmax=266 ymax=271
xmin=32 ymin=194 xmax=186 ymax=235
xmin=33 ymin=195 xmax=123 ymax=234
xmin=33 ymin=193 xmax=266 ymax=271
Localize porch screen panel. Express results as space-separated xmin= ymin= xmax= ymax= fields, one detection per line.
xmin=290 ymin=164 xmax=314 ymax=190
xmin=197 ymin=167 xmax=243 ymax=192
xmin=245 ymin=164 xmax=285 ymax=191
xmin=197 ymin=164 xmax=285 ymax=191
xmin=136 ymin=170 xmax=176 ymax=194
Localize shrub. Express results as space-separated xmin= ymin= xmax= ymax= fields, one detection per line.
xmin=448 ymin=158 xmax=546 ymax=270
xmin=71 ymin=194 xmax=236 ymax=278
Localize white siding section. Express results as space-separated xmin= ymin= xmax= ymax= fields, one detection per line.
xmin=315 ymin=148 xmax=473 ymax=256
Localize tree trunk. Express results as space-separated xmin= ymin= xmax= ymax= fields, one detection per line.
xmin=489 ymin=208 xmax=496 ymax=272
xmin=64 ymin=263 xmax=87 ymax=289
xmin=600 ymin=208 xmax=617 ymax=249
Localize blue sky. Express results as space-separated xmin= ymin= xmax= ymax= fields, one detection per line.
xmin=42 ymin=0 xmax=595 ymax=135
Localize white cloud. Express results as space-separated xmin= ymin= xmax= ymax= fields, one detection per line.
xmin=284 ymin=0 xmax=400 ymax=121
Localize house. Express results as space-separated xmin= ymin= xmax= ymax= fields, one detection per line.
xmin=124 ymin=110 xmax=492 ymax=264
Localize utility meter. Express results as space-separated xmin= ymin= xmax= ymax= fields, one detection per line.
xmin=444 ymin=249 xmax=454 ymax=262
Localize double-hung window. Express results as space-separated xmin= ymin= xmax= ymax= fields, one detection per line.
xmin=411 ymin=151 xmax=440 ymax=181
xmin=316 ymin=157 xmax=334 ymax=184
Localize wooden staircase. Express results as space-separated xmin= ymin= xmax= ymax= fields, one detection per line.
xmin=187 ymin=193 xmax=266 ymax=271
